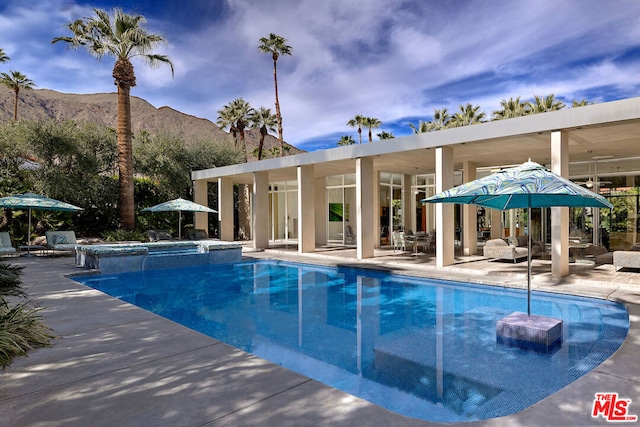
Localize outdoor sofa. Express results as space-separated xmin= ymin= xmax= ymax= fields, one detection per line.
xmin=613 ymin=244 xmax=640 ymax=271
xmin=483 ymin=235 xmax=541 ymax=262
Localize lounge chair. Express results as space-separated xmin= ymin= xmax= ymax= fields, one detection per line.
xmin=147 ymin=229 xmax=174 ymax=242
xmin=185 ymin=228 xmax=210 ymax=240
xmin=0 ymin=232 xmax=17 ymax=257
xmin=45 ymin=230 xmax=78 ymax=254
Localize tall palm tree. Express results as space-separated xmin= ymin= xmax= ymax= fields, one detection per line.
xmin=337 ymin=135 xmax=356 ymax=146
xmin=0 ymin=48 xmax=9 ymax=63
xmin=528 ymin=94 xmax=565 ymax=114
xmin=258 ymin=33 xmax=292 ymax=157
xmin=363 ymin=117 xmax=382 ymax=142
xmin=491 ymin=96 xmax=529 ymax=120
xmin=52 ymin=8 xmax=174 ymax=230
xmin=377 ymin=131 xmax=394 ymax=140
xmin=249 ymin=106 xmax=277 ymax=160
xmin=217 ymin=98 xmax=254 ymax=162
xmin=0 ymin=71 xmax=35 ymax=121
xmin=347 ymin=114 xmax=365 ymax=143
xmin=449 ymin=103 xmax=486 ymax=127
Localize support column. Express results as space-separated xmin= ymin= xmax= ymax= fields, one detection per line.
xmin=462 ymin=161 xmax=477 ymax=255
xmin=402 ymin=174 xmax=412 ymax=232
xmin=218 ymin=177 xmax=234 ymax=241
xmin=193 ymin=179 xmax=209 ymax=233
xmin=435 ymin=147 xmax=455 ymax=267
xmin=356 ymin=157 xmax=375 ymax=259
xmin=490 ymin=209 xmax=502 ymax=239
xmin=314 ymin=177 xmax=327 ymax=246
xmin=297 ymin=165 xmax=316 ymax=253
xmin=551 ymin=131 xmax=570 ymax=278
xmin=253 ymin=172 xmax=269 ymax=250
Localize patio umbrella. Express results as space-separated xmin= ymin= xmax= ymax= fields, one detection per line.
xmin=141 ymin=198 xmax=216 ymax=239
xmin=0 ymin=192 xmax=83 ymax=253
xmin=422 ymin=160 xmax=613 ymax=315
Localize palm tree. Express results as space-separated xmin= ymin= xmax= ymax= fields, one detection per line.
xmin=249 ymin=106 xmax=277 ymax=160
xmin=528 ymin=94 xmax=565 ymax=114
xmin=377 ymin=131 xmax=394 ymax=140
xmin=492 ymin=96 xmax=529 ymax=120
xmin=347 ymin=115 xmax=365 ymax=143
xmin=449 ymin=103 xmax=486 ymax=127
xmin=0 ymin=71 xmax=35 ymax=121
xmin=258 ymin=33 xmax=292 ymax=157
xmin=217 ymin=98 xmax=254 ymax=162
xmin=409 ymin=120 xmax=430 ymax=134
xmin=0 ymin=48 xmax=9 ymax=63
xmin=572 ymin=99 xmax=593 ymax=108
xmin=362 ymin=117 xmax=382 ymax=142
xmin=52 ymin=8 xmax=174 ymax=230
xmin=337 ymin=135 xmax=356 ymax=146
xmin=428 ymin=108 xmax=451 ymax=131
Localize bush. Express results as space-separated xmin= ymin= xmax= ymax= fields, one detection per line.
xmin=0 ymin=262 xmax=53 ymax=369
xmin=102 ymin=229 xmax=147 ymax=243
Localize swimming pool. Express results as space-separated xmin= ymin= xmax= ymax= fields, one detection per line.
xmin=73 ymin=260 xmax=629 ymax=422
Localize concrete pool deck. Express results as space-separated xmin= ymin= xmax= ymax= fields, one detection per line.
xmin=0 ymin=250 xmax=639 ymax=426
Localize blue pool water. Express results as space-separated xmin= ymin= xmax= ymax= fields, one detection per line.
xmin=73 ymin=260 xmax=629 ymax=422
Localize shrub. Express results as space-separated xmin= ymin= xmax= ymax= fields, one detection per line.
xmin=0 ymin=262 xmax=53 ymax=369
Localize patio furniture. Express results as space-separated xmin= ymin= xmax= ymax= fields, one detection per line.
xmin=0 ymin=232 xmax=17 ymax=257
xmin=613 ymin=244 xmax=640 ymax=271
xmin=483 ymin=236 xmax=541 ymax=263
xmin=45 ymin=230 xmax=78 ymax=254
xmin=147 ymin=229 xmax=174 ymax=242
xmin=392 ymin=231 xmax=406 ymax=254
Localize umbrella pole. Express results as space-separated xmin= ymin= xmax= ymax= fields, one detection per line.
xmin=178 ymin=211 xmax=182 ymax=239
xmin=27 ymin=208 xmax=32 ymax=255
xmin=527 ymin=207 xmax=532 ymax=316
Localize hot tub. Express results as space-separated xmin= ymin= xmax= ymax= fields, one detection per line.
xmin=75 ymin=241 xmax=243 ymax=274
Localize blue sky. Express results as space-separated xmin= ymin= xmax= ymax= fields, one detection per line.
xmin=1 ymin=0 xmax=640 ymax=152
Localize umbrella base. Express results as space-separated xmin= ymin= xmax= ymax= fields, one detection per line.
xmin=496 ymin=312 xmax=562 ymax=353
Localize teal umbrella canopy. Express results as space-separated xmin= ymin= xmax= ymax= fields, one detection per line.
xmin=0 ymin=192 xmax=83 ymax=212
xmin=422 ymin=161 xmax=613 ymax=210
xmin=142 ymin=198 xmax=216 ymax=239
xmin=0 ymin=193 xmax=83 ymax=252
xmin=421 ymin=161 xmax=613 ymax=316
xmin=142 ymin=198 xmax=216 ymax=214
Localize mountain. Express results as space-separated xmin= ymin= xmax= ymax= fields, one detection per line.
xmin=0 ymin=89 xmax=304 ymax=161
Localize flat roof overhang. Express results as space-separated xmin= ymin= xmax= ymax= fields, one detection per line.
xmin=192 ymin=97 xmax=640 ymax=185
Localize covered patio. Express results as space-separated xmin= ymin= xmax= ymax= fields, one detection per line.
xmin=192 ymin=96 xmax=640 ymax=280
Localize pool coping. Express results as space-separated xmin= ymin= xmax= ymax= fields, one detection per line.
xmin=0 ymin=254 xmax=638 ymax=426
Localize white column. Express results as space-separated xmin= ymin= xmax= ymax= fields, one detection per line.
xmin=356 ymin=157 xmax=375 ymax=259
xmin=193 ymin=179 xmax=209 ymax=232
xmin=314 ymin=177 xmax=327 ymax=246
xmin=297 ymin=165 xmax=315 ymax=253
xmin=462 ymin=161 xmax=477 ymax=255
xmin=436 ymin=147 xmax=455 ymax=267
xmin=402 ymin=174 xmax=412 ymax=232
xmin=490 ymin=209 xmax=502 ymax=239
xmin=218 ymin=177 xmax=234 ymax=241
xmin=253 ymin=172 xmax=269 ymax=250
xmin=551 ymin=131 xmax=570 ymax=278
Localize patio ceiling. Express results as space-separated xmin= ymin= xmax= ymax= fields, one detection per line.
xmin=192 ymin=97 xmax=640 ymax=185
